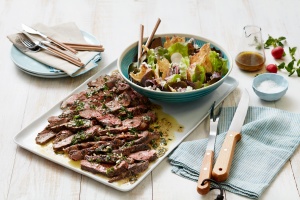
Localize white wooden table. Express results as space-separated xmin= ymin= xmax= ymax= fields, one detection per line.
xmin=1 ymin=0 xmax=300 ymax=199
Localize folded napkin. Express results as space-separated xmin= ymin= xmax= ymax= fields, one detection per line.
xmin=7 ymin=22 xmax=101 ymax=77
xmin=169 ymin=106 xmax=300 ymax=199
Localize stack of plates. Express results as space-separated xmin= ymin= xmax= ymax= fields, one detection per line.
xmin=10 ymin=31 xmax=101 ymax=78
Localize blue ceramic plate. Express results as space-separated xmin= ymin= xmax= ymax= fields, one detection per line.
xmin=10 ymin=30 xmax=100 ymax=78
xmin=118 ymin=33 xmax=233 ymax=103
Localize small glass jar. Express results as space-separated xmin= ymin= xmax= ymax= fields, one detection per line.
xmin=235 ymin=25 xmax=266 ymax=72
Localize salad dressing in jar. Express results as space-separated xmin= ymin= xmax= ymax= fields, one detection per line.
xmin=235 ymin=51 xmax=265 ymax=71
xmin=235 ymin=25 xmax=265 ymax=71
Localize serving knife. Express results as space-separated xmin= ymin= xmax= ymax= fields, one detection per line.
xmin=197 ymin=101 xmax=222 ymax=195
xmin=212 ymin=89 xmax=249 ymax=182
xmin=22 ymin=24 xmax=77 ymax=54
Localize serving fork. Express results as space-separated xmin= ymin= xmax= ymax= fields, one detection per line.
xmin=197 ymin=101 xmax=223 ymax=195
xmin=18 ymin=33 xmax=84 ymax=67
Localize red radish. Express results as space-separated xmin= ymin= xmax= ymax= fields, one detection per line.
xmin=271 ymin=46 xmax=284 ymax=59
xmin=266 ymin=64 xmax=278 ymax=73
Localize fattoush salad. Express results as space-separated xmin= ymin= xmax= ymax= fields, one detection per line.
xmin=129 ymin=36 xmax=229 ymax=92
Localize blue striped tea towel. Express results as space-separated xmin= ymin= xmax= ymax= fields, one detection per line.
xmin=168 ymin=106 xmax=300 ymax=199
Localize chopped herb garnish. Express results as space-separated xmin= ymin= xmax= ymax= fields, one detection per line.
xmin=75 ymin=102 xmax=85 ymax=111
xmin=106 ymin=167 xmax=115 ymax=176
xmin=71 ymin=131 xmax=87 ymax=145
xmin=74 ymin=119 xmax=85 ymax=126
xmin=160 ymin=138 xmax=167 ymax=146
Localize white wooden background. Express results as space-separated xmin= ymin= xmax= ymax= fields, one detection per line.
xmin=1 ymin=0 xmax=300 ymax=199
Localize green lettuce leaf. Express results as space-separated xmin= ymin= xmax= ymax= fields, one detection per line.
xmin=166 ymin=74 xmax=181 ymax=83
xmin=179 ymin=56 xmax=189 ymax=79
xmin=147 ymin=49 xmax=156 ymax=69
xmin=167 ymin=43 xmax=189 ymax=57
xmin=192 ymin=64 xmax=206 ymax=84
xmin=209 ymin=51 xmax=228 ymax=75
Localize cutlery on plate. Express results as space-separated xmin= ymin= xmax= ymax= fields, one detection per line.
xmin=212 ymin=89 xmax=249 ymax=182
xmin=197 ymin=101 xmax=222 ymax=195
xmin=18 ymin=33 xmax=84 ymax=67
xmin=18 ymin=34 xmax=41 ymax=52
xmin=22 ymin=24 xmax=78 ymax=54
xmin=56 ymin=42 xmax=105 ymax=52
xmin=20 ymin=32 xmax=81 ymax=61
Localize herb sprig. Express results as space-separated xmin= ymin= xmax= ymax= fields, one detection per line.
xmin=264 ymin=35 xmax=286 ymax=48
xmin=277 ymin=47 xmax=300 ymax=76
xmin=265 ymin=35 xmax=300 ymax=77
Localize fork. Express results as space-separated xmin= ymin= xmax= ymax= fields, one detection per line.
xmin=197 ymin=101 xmax=223 ymax=195
xmin=18 ymin=33 xmax=40 ymax=52
xmin=18 ymin=33 xmax=84 ymax=67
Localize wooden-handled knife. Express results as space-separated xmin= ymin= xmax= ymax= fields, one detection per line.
xmin=212 ymin=89 xmax=249 ymax=182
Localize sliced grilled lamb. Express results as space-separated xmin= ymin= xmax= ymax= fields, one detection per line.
xmin=68 ymin=146 xmax=98 ymax=161
xmin=53 ymin=134 xmax=74 ymax=151
xmin=49 ymin=119 xmax=96 ymax=132
xmin=36 ymin=71 xmax=164 ymax=183
xmin=52 ymin=130 xmax=73 ymax=151
xmin=81 ymin=160 xmax=128 ymax=178
xmin=61 ymin=91 xmax=88 ymax=109
xmin=113 ymin=143 xmax=150 ymax=156
xmin=132 ymin=131 xmax=160 ymax=145
xmin=105 ymin=92 xmax=131 ymax=112
xmin=96 ymin=114 xmax=122 ymax=127
xmin=95 ymin=126 xmax=128 ymax=136
xmin=128 ymin=150 xmax=158 ymax=162
xmin=127 ymin=90 xmax=150 ymax=107
xmin=64 ymin=141 xmax=105 ymax=154
xmin=58 ymin=109 xmax=79 ymax=118
xmin=79 ymin=109 xmax=104 ymax=119
xmin=84 ymin=154 xmax=134 ymax=165
xmin=108 ymin=161 xmax=149 ymax=183
xmin=66 ymin=139 xmax=125 ymax=161
xmin=87 ymin=74 xmax=117 ymax=89
xmin=126 ymin=105 xmax=149 ymax=116
xmin=35 ymin=129 xmax=56 ymax=145
xmin=122 ymin=117 xmax=142 ymax=129
xmin=53 ymin=125 xmax=100 ymax=151
xmin=115 ymin=82 xmax=130 ymax=94
xmin=122 ymin=111 xmax=156 ymax=131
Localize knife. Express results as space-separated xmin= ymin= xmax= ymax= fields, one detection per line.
xmin=212 ymin=89 xmax=249 ymax=182
xmin=197 ymin=101 xmax=222 ymax=195
xmin=22 ymin=24 xmax=78 ymax=54
xmin=20 ymin=32 xmax=84 ymax=67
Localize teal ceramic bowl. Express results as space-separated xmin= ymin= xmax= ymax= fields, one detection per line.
xmin=252 ymin=73 xmax=288 ymax=101
xmin=117 ymin=33 xmax=232 ymax=103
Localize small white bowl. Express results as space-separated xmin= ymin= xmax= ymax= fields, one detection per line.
xmin=252 ymin=73 xmax=288 ymax=101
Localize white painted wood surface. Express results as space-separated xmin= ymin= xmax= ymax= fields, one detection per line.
xmin=1 ymin=0 xmax=300 ymax=199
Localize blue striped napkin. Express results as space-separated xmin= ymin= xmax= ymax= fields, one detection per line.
xmin=168 ymin=106 xmax=300 ymax=199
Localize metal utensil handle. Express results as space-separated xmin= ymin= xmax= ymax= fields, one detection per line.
xmin=197 ymin=150 xmax=214 ymax=195
xmin=212 ymin=130 xmax=241 ymax=182
xmin=47 ymin=36 xmax=78 ymax=54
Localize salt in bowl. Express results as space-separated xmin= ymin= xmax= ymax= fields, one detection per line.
xmin=252 ymin=73 xmax=288 ymax=101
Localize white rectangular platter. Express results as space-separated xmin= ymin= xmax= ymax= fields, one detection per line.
xmin=14 ymin=59 xmax=238 ymax=192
